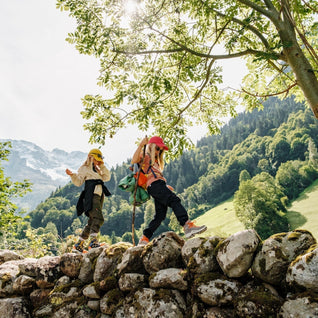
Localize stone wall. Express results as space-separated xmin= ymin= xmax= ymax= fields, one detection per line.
xmin=0 ymin=229 xmax=318 ymax=317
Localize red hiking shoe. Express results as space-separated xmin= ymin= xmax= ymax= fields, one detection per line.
xmin=183 ymin=220 xmax=207 ymax=239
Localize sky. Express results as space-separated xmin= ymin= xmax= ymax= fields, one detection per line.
xmin=0 ymin=0 xmax=246 ymax=168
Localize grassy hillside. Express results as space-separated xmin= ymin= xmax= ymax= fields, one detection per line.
xmin=195 ymin=179 xmax=318 ymax=240
xmin=287 ymin=179 xmax=318 ymax=240
xmin=194 ymin=198 xmax=244 ymax=238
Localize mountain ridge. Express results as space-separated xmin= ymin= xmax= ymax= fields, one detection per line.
xmin=1 ymin=139 xmax=88 ymax=211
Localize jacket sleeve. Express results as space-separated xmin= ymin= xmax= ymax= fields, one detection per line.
xmin=70 ymin=165 xmax=86 ymax=187
xmin=99 ymin=164 xmax=111 ymax=182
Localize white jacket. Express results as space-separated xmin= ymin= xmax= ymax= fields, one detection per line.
xmin=71 ymin=161 xmax=111 ymax=196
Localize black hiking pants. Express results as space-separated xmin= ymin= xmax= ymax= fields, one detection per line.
xmin=143 ymin=180 xmax=189 ymax=239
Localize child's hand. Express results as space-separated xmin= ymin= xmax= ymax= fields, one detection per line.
xmin=167 ymin=185 xmax=174 ymax=191
xmin=88 ymin=155 xmax=94 ymax=163
xmin=94 ymin=163 xmax=101 ymax=173
xmin=65 ymin=169 xmax=73 ymax=176
xmin=140 ymin=136 xmax=149 ymax=147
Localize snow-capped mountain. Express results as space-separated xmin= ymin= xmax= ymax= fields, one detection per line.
xmin=1 ymin=139 xmax=88 ymax=212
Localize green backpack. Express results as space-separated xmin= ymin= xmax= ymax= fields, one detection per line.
xmin=118 ymin=174 xmax=150 ymax=206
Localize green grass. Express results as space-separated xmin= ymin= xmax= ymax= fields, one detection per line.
xmin=194 ymin=198 xmax=244 ymax=238
xmin=194 ymin=179 xmax=318 ymax=240
xmin=287 ymin=179 xmax=318 ymax=240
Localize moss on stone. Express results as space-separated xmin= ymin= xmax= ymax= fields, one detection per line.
xmin=235 ymin=284 xmax=283 ymax=317
xmin=153 ymin=288 xmax=178 ymax=304
xmin=91 ymin=257 xmax=98 ymax=272
xmin=270 ymin=232 xmax=286 ymax=243
xmin=293 ymin=229 xmax=314 ymax=236
xmin=105 ymin=242 xmax=131 ymax=257
xmin=287 ymin=231 xmax=302 ymax=241
xmin=148 ymin=272 xmax=157 ymax=282
xmin=194 ymin=272 xmax=224 ymax=286
xmin=88 ymin=281 xmax=101 ymax=294
xmin=50 ymin=279 xmax=85 ymax=294
xmin=214 ymin=238 xmax=229 ymax=255
xmin=305 ymin=243 xmax=317 ymax=254
xmin=140 ymin=241 xmax=154 ymax=257
xmin=198 ymin=238 xmax=219 ymax=258
xmin=305 ymin=250 xmax=316 ymax=264
xmin=290 ymin=243 xmax=317 ymax=267
xmin=51 ymin=296 xmax=87 ymax=315
xmin=247 ymin=290 xmax=281 ymax=306
xmin=100 ymin=275 xmax=118 ymax=292
xmin=106 ymin=288 xmax=124 ymax=307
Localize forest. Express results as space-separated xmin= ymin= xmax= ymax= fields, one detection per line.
xmin=1 ymin=97 xmax=318 ymax=256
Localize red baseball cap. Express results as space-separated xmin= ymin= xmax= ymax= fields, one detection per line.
xmin=148 ymin=136 xmax=169 ymax=150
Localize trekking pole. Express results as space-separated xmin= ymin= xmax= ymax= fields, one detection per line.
xmin=132 ymin=137 xmax=147 ymax=246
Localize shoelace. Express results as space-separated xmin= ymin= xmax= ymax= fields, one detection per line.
xmin=187 ymin=221 xmax=196 ymax=228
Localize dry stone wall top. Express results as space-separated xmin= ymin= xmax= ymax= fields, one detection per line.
xmin=0 ymin=229 xmax=317 ymax=317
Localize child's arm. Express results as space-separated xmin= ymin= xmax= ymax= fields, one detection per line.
xmin=65 ymin=167 xmax=85 ymax=187
xmin=131 ymin=137 xmax=148 ymax=164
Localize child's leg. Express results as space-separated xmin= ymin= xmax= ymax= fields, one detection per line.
xmin=88 ymin=194 xmax=104 ymax=235
xmin=147 ymin=180 xmax=206 ymax=239
xmin=143 ymin=199 xmax=168 ymax=239
xmin=167 ymin=193 xmax=189 ymax=226
xmin=88 ymin=194 xmax=104 ymax=248
xmin=80 ymin=220 xmax=92 ymax=241
xmin=145 ymin=180 xmax=188 ymax=236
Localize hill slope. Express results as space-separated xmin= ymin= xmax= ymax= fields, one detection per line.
xmin=194 ymin=179 xmax=318 ymax=240
xmin=194 ymin=198 xmax=244 ymax=238
xmin=287 ymin=179 xmax=318 ymax=239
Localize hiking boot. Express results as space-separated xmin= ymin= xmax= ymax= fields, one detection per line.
xmin=72 ymin=240 xmax=87 ymax=253
xmin=138 ymin=235 xmax=150 ymax=246
xmin=88 ymin=238 xmax=101 ymax=249
xmin=183 ymin=220 xmax=207 ymax=239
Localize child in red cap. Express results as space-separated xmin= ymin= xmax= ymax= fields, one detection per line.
xmin=131 ymin=136 xmax=207 ymax=245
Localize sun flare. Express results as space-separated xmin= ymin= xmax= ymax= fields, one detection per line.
xmin=124 ymin=0 xmax=139 ymax=16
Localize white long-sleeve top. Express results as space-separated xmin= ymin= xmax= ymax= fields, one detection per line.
xmin=70 ymin=162 xmax=111 ymax=196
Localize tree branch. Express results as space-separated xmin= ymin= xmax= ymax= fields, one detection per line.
xmin=301 ymin=0 xmax=318 ymax=13
xmin=236 ymin=0 xmax=272 ymax=19
xmin=113 ymin=48 xmax=184 ymax=55
xmin=213 ymin=9 xmax=271 ymax=50
xmin=173 ymin=58 xmax=216 ymax=125
xmin=240 ymin=81 xmax=297 ymax=98
xmin=263 ymin=0 xmax=277 ymax=12
xmin=114 ymin=46 xmax=276 ymax=60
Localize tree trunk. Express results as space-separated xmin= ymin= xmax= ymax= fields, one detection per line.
xmin=276 ymin=9 xmax=318 ymax=119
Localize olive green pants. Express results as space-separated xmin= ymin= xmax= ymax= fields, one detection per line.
xmin=81 ymin=194 xmax=104 ymax=239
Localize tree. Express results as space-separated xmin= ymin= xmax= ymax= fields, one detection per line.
xmin=276 ymin=160 xmax=318 ymax=199
xmin=57 ymin=0 xmax=318 ymax=156
xmin=0 ymin=142 xmax=31 ymax=241
xmin=268 ymin=138 xmax=291 ymax=168
xmin=239 ymin=169 xmax=251 ymax=183
xmin=308 ymin=138 xmax=318 ymax=168
xmin=234 ymin=172 xmax=288 ymax=239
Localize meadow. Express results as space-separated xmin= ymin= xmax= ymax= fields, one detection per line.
xmin=195 ymin=179 xmax=318 ymax=240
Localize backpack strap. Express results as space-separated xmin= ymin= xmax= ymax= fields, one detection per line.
xmin=145 ymin=165 xmax=157 ymax=178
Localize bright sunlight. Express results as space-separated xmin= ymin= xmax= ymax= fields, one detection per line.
xmin=120 ymin=0 xmax=144 ymax=28
xmin=124 ymin=0 xmax=139 ymax=15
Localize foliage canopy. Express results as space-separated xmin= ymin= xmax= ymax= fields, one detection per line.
xmin=57 ymin=0 xmax=318 ymax=156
